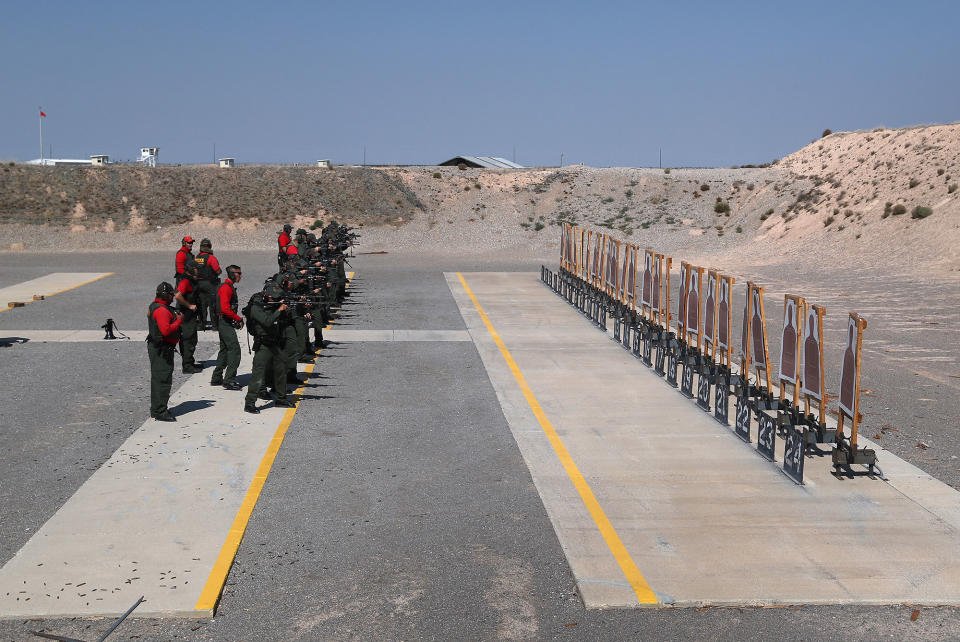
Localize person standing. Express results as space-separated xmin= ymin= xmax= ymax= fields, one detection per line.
xmin=243 ymin=283 xmax=295 ymax=414
xmin=210 ymin=265 xmax=244 ymax=390
xmin=194 ymin=238 xmax=222 ymax=330
xmin=175 ymin=236 xmax=195 ymax=281
xmin=277 ymin=224 xmax=293 ymax=269
xmin=175 ymin=262 xmax=201 ymax=373
xmin=147 ymin=282 xmax=183 ymax=421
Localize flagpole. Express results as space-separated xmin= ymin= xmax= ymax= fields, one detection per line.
xmin=39 ymin=107 xmax=44 ymax=165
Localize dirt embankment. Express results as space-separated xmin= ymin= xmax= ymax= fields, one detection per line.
xmin=1 ymin=123 xmax=957 ymax=273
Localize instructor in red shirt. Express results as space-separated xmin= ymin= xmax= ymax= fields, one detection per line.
xmin=175 ymin=236 xmax=195 ymax=281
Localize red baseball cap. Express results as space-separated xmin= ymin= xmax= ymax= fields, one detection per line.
xmin=182 ymin=236 xmax=195 ymax=243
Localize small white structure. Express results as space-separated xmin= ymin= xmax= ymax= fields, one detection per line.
xmin=90 ymin=155 xmax=109 ymax=166
xmin=138 ymin=147 xmax=159 ymax=167
xmin=317 ymin=159 xmax=332 ymax=168
xmin=219 ymin=158 xmax=235 ymax=168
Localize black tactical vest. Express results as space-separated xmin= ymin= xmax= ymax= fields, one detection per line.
xmin=195 ymin=252 xmax=217 ymax=282
xmin=147 ymin=300 xmax=180 ymax=345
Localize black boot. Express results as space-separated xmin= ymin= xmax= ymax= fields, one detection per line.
xmin=275 ymin=398 xmax=295 ymax=408
xmin=154 ymin=410 xmax=176 ymax=422
xmin=244 ymin=402 xmax=260 ymax=414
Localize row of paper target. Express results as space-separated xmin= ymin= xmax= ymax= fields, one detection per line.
xmin=552 ymin=223 xmax=878 ymax=479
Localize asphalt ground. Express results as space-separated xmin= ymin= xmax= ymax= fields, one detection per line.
xmin=0 ymin=250 xmax=957 ymax=640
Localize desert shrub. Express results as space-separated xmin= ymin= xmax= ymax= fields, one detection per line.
xmin=534 ymin=221 xmax=545 ymax=231
xmin=432 ymin=172 xmax=441 ymax=178
xmin=664 ymin=216 xmax=676 ymax=224
xmin=520 ymin=221 xmax=531 ymax=229
xmin=474 ymin=183 xmax=481 ymax=190
xmin=948 ymin=183 xmax=958 ymax=194
xmin=937 ymin=168 xmax=945 ymax=176
xmin=641 ymin=221 xmax=651 ymax=229
xmin=759 ymin=209 xmax=773 ymax=221
xmin=891 ymin=204 xmax=907 ymax=216
xmin=457 ymin=162 xmax=467 ymax=170
xmin=714 ymin=200 xmax=730 ymax=214
xmin=310 ymin=219 xmax=322 ymax=230
xmin=664 ymin=168 xmax=671 ymax=174
xmin=822 ymin=129 xmax=832 ymax=137
xmin=625 ymin=189 xmax=633 ymax=198
xmin=843 ymin=209 xmax=854 ymax=218
xmin=911 ymin=206 xmax=933 ymax=219
xmin=601 ymin=196 xmax=614 ymax=203
xmin=700 ymin=184 xmax=710 ymax=191
xmin=464 ymin=186 xmax=470 ymax=191
xmin=735 ymin=226 xmax=742 ymax=233
xmin=746 ymin=183 xmax=754 ymax=190
xmin=909 ymin=178 xmax=919 ymax=188
xmin=823 ymin=216 xmax=835 ymax=227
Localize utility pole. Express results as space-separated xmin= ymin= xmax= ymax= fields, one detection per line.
xmin=363 ymin=145 xmax=366 ymax=167
xmin=659 ymin=148 xmax=662 ymax=169
xmin=512 ymin=144 xmax=516 ymax=163
xmin=213 ymin=143 xmax=216 ymax=165
xmin=559 ymin=152 xmax=564 ymax=168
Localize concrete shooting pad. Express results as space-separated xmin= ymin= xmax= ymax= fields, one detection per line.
xmin=0 ymin=344 xmax=314 ymax=619
xmin=447 ymin=271 xmax=960 ymax=608
xmin=0 ymin=273 xmax=112 ymax=310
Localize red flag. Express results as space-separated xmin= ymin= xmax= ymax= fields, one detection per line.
xmin=39 ymin=110 xmax=46 ymax=117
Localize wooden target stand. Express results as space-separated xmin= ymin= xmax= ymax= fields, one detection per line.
xmin=832 ymin=313 xmax=878 ymax=476
xmin=711 ymin=273 xmax=736 ymax=426
xmin=679 ymin=265 xmax=704 ymax=400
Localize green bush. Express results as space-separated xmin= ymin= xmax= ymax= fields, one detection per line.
xmin=948 ymin=183 xmax=957 ymax=194
xmin=823 ymin=216 xmax=835 ymax=227
xmin=759 ymin=208 xmax=773 ymax=221
xmin=822 ymin=128 xmax=832 ymax=137
xmin=937 ymin=168 xmax=945 ymax=176
xmin=911 ymin=206 xmax=933 ymax=219
xmin=310 ymin=219 xmax=322 ymax=230
xmin=909 ymin=178 xmax=919 ymax=188
xmin=700 ymin=184 xmax=710 ymax=191
xmin=735 ymin=226 xmax=742 ymax=233
xmin=891 ymin=204 xmax=907 ymax=216
xmin=714 ymin=200 xmax=730 ymax=214
xmin=625 ymin=189 xmax=633 ymax=198
xmin=534 ymin=221 xmax=545 ymax=231
xmin=601 ymin=196 xmax=614 ymax=203
xmin=432 ymin=172 xmax=441 ymax=178
xmin=664 ymin=168 xmax=671 ymax=174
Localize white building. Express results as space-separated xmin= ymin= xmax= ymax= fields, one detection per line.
xmin=138 ymin=147 xmax=159 ymax=167
xmin=90 ymin=155 xmax=109 ymax=166
xmin=317 ymin=159 xmax=332 ymax=168
xmin=219 ymin=158 xmax=235 ymax=168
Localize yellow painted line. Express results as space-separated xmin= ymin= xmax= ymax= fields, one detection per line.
xmin=456 ymin=272 xmax=658 ymax=605
xmin=195 ymin=271 xmax=353 ymax=612
xmin=0 ymin=272 xmax=113 ymax=312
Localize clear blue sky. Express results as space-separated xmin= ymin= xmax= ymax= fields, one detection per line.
xmin=2 ymin=1 xmax=957 ymax=167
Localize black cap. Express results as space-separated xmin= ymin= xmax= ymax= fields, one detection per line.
xmin=283 ymin=224 xmax=292 ymax=232
xmin=156 ymin=281 xmax=175 ymax=298
xmin=199 ymin=238 xmax=212 ymax=249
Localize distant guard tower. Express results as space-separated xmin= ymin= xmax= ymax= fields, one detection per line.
xmin=219 ymin=158 xmax=235 ymax=168
xmin=138 ymin=147 xmax=159 ymax=167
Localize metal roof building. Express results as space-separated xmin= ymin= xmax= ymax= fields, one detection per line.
xmin=438 ymin=156 xmax=524 ymax=169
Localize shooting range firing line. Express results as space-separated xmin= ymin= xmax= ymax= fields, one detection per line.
xmin=195 ymin=272 xmax=353 ymax=612
xmin=455 ymin=272 xmax=659 ymax=606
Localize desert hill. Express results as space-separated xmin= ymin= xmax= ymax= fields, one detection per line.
xmin=1 ymin=123 xmax=957 ymax=273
